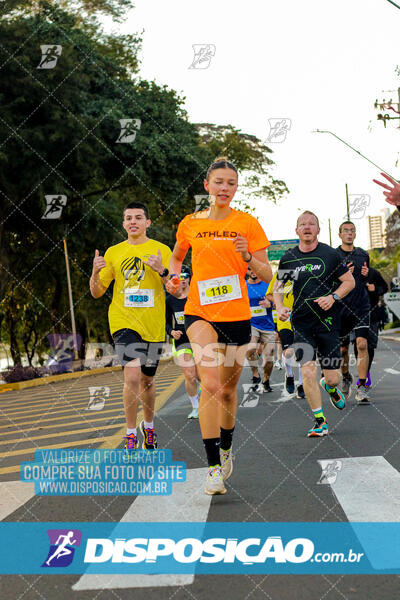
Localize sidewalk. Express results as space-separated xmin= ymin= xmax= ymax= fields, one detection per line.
xmin=380 ymin=327 xmax=400 ymax=343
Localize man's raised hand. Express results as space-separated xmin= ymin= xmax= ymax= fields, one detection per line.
xmin=92 ymin=249 xmax=106 ymax=275
xmin=144 ymin=249 xmax=164 ymax=274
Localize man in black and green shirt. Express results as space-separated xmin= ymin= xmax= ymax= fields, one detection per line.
xmin=274 ymin=211 xmax=355 ymax=438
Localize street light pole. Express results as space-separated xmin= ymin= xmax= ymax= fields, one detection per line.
xmin=63 ymin=236 xmax=79 ymax=360
xmin=386 ymin=0 xmax=400 ymax=9
xmin=328 ymin=218 xmax=332 ymax=246
xmin=345 ymin=183 xmax=350 ymax=221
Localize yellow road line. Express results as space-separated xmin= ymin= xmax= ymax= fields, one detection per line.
xmin=0 ymin=415 xmax=125 ymax=436
xmin=0 ymin=407 xmax=124 ymax=430
xmin=0 ymin=464 xmax=24 ymax=475
xmin=0 ymin=423 xmax=123 ymax=447
xmin=0 ymin=436 xmax=115 ymax=459
xmin=0 ymin=385 xmax=171 ymax=418
xmin=0 ymin=375 xmax=184 ymax=475
xmin=1 ymin=397 xmax=124 ymax=416
xmin=0 ymin=373 xmax=184 ymax=474
xmin=0 ymin=378 xmax=177 ymax=411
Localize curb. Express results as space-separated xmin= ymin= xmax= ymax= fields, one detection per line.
xmin=380 ymin=336 xmax=400 ymax=343
xmin=0 ymin=355 xmax=172 ymax=392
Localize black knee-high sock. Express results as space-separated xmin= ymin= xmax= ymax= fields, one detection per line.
xmin=203 ymin=438 xmax=220 ymax=466
xmin=368 ymin=347 xmax=374 ymax=373
xmin=220 ymin=426 xmax=235 ymax=451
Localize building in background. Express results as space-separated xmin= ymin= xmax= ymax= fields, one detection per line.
xmin=368 ymin=215 xmax=385 ymax=249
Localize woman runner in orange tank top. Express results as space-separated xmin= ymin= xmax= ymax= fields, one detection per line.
xmin=167 ymin=157 xmax=272 ymax=495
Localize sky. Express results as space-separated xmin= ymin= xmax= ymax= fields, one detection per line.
xmin=103 ymin=0 xmax=400 ymax=249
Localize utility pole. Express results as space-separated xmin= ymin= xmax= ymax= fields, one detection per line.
xmin=63 ymin=237 xmax=79 ymax=360
xmin=345 ymin=184 xmax=350 ymax=221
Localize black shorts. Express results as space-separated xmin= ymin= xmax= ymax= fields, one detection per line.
xmin=293 ymin=326 xmax=342 ymax=370
xmin=278 ymin=328 xmax=294 ymax=351
xmin=340 ymin=305 xmax=370 ymax=344
xmin=184 ymin=315 xmax=251 ymax=346
xmin=112 ymin=328 xmax=163 ymax=377
xmin=351 ymin=321 xmax=379 ymax=350
xmin=368 ymin=321 xmax=379 ymax=349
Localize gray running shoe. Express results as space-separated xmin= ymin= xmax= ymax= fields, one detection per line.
xmin=342 ymin=374 xmax=353 ymax=399
xmin=355 ymin=385 xmax=370 ymax=405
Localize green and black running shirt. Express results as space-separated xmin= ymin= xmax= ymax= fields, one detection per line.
xmin=277 ymin=242 xmax=349 ymax=331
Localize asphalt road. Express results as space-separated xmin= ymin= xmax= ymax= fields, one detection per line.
xmin=0 ymin=339 xmax=399 ymax=599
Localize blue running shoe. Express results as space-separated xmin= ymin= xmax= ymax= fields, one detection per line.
xmin=307 ymin=418 xmax=328 ymax=437
xmin=320 ymin=377 xmax=346 ymax=410
xmin=366 ymin=372 xmax=371 ymax=388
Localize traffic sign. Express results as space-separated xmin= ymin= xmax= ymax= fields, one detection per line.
xmin=385 ymin=291 xmax=400 ymax=320
xmin=268 ymin=239 xmax=299 ymax=261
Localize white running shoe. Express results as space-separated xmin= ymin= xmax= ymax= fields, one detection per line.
xmin=204 ymin=466 xmax=226 ymax=495
xmin=187 ymin=408 xmax=199 ymax=419
xmin=220 ymin=447 xmax=233 ymax=481
xmin=274 ymin=360 xmax=283 ymax=370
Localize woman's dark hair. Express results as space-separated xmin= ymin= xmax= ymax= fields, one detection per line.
xmin=206 ymin=156 xmax=238 ymax=180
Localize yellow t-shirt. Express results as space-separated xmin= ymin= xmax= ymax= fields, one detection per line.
xmin=99 ymin=239 xmax=172 ymax=341
xmin=267 ymin=272 xmax=294 ymax=332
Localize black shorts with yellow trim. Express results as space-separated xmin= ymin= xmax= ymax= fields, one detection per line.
xmin=278 ymin=328 xmax=294 ymax=351
xmin=172 ymin=337 xmax=194 ymax=358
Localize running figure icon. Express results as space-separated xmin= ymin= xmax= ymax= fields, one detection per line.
xmin=45 ymin=531 xmax=77 ymax=566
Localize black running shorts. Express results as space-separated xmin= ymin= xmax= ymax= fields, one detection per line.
xmin=293 ymin=326 xmax=342 ymax=370
xmin=113 ymin=328 xmax=163 ymax=377
xmin=184 ymin=315 xmax=251 ymax=346
xmin=340 ymin=304 xmax=370 ymax=345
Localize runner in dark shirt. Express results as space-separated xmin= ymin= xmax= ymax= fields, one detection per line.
xmin=165 ymin=266 xmax=200 ymax=419
xmin=237 ymin=210 xmax=355 ymax=438
xmin=353 ymin=266 xmax=389 ymax=388
xmin=337 ymin=221 xmax=371 ymax=404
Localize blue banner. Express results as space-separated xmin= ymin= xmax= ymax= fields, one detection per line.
xmin=0 ymin=522 xmax=399 ymax=574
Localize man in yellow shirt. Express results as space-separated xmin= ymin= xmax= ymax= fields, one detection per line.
xmin=267 ymin=271 xmax=305 ymax=398
xmin=90 ymin=202 xmax=172 ymax=451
